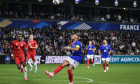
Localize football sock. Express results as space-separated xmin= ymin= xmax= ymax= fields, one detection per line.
xmin=106 ymin=64 xmax=109 ymax=67
xmin=21 ymin=65 xmax=23 ymax=69
xmin=53 ymin=65 xmax=63 ymax=75
xmin=67 ymin=70 xmax=73 ymax=83
xmin=91 ymin=60 xmax=94 ymax=64
xmin=87 ymin=59 xmax=89 ymax=67
xmin=103 ymin=64 xmax=106 ymax=70
xmin=28 ymin=61 xmax=33 ymax=68
xmin=34 ymin=62 xmax=37 ymax=71
xmin=24 ymin=67 xmax=27 ymax=78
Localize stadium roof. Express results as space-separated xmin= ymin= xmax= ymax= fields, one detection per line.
xmin=0 ymin=0 xmax=139 ymax=9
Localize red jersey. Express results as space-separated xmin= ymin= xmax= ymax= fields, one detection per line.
xmin=11 ymin=40 xmax=27 ymax=57
xmin=28 ymin=40 xmax=37 ymax=53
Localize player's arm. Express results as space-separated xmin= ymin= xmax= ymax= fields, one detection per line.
xmin=64 ymin=45 xmax=80 ymax=51
xmin=30 ymin=45 xmax=38 ymax=49
xmin=25 ymin=49 xmax=28 ymax=61
xmin=30 ymin=41 xmax=38 ymax=49
xmin=98 ymin=46 xmax=102 ymax=55
xmin=86 ymin=45 xmax=88 ymax=50
xmin=24 ymin=42 xmax=29 ymax=61
xmin=10 ymin=42 xmax=14 ymax=60
xmin=108 ymin=46 xmax=112 ymax=55
xmin=99 ymin=50 xmax=101 ymax=55
xmin=89 ymin=48 xmax=96 ymax=51
xmin=108 ymin=50 xmax=112 ymax=55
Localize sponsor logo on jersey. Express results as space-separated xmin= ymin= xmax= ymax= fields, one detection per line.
xmin=106 ymin=47 xmax=108 ymax=49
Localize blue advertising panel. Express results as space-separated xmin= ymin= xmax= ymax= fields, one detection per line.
xmin=0 ymin=19 xmax=140 ymax=31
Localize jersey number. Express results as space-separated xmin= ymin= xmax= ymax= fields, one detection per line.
xmin=18 ymin=47 xmax=20 ymax=49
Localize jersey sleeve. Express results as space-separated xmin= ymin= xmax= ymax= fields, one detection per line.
xmin=108 ymin=45 xmax=111 ymax=51
xmin=34 ymin=41 xmax=37 ymax=46
xmin=92 ymin=45 xmax=95 ymax=49
xmin=23 ymin=42 xmax=28 ymax=50
xmin=75 ymin=42 xmax=80 ymax=48
xmin=87 ymin=45 xmax=88 ymax=49
xmin=99 ymin=45 xmax=102 ymax=51
xmin=11 ymin=41 xmax=14 ymax=48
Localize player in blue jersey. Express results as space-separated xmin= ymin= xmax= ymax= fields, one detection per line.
xmin=45 ymin=34 xmax=82 ymax=84
xmin=86 ymin=41 xmax=96 ymax=68
xmin=99 ymin=40 xmax=112 ymax=72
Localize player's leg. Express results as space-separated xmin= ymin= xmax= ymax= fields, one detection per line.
xmin=21 ymin=55 xmax=28 ymax=80
xmin=15 ymin=57 xmax=21 ymax=70
xmin=87 ymin=55 xmax=90 ymax=68
xmin=27 ymin=53 xmax=33 ymax=71
xmin=45 ymin=60 xmax=69 ymax=78
xmin=106 ymin=58 xmax=110 ymax=71
xmin=22 ymin=62 xmax=28 ymax=80
xmin=15 ymin=57 xmax=24 ymax=73
xmin=32 ymin=55 xmax=37 ymax=73
xmin=20 ymin=64 xmax=24 ymax=73
xmin=67 ymin=65 xmax=74 ymax=84
xmin=102 ymin=58 xmax=106 ymax=72
xmin=16 ymin=64 xmax=21 ymax=70
xmin=33 ymin=60 xmax=37 ymax=73
xmin=91 ymin=55 xmax=95 ymax=66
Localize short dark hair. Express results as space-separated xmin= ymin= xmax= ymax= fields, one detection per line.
xmin=17 ymin=34 xmax=22 ymax=37
xmin=30 ymin=34 xmax=33 ymax=36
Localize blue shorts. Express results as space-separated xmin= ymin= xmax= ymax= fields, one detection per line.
xmin=70 ymin=56 xmax=81 ymax=63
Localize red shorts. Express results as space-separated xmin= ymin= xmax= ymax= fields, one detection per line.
xmin=14 ymin=56 xmax=25 ymax=65
xmin=28 ymin=52 xmax=36 ymax=61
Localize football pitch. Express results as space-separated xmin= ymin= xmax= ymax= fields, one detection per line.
xmin=0 ymin=64 xmax=139 ymax=84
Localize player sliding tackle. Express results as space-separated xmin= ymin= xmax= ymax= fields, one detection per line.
xmin=99 ymin=40 xmax=112 ymax=72
xmin=86 ymin=41 xmax=96 ymax=68
xmin=11 ymin=34 xmax=28 ymax=80
xmin=27 ymin=34 xmax=38 ymax=72
xmin=45 ymin=34 xmax=82 ymax=84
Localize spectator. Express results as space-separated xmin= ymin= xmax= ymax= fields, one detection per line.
xmin=0 ymin=27 xmax=140 ymax=55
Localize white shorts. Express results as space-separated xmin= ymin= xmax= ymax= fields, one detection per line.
xmin=65 ymin=57 xmax=79 ymax=68
xmin=102 ymin=58 xmax=110 ymax=62
xmin=87 ymin=55 xmax=94 ymax=59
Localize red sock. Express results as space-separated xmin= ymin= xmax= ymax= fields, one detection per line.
xmin=87 ymin=59 xmax=89 ymax=67
xmin=53 ymin=65 xmax=63 ymax=75
xmin=67 ymin=70 xmax=73 ymax=83
xmin=91 ymin=60 xmax=94 ymax=64
xmin=103 ymin=64 xmax=106 ymax=70
xmin=106 ymin=64 xmax=109 ymax=67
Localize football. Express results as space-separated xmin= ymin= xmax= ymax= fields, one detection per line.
xmin=53 ymin=0 xmax=60 ymax=5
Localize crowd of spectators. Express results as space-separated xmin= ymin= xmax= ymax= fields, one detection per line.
xmin=0 ymin=10 xmax=139 ymax=24
xmin=0 ymin=25 xmax=140 ymax=55
xmin=0 ymin=3 xmax=140 ymax=24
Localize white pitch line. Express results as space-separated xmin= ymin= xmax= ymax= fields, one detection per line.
xmin=56 ymin=75 xmax=93 ymax=82
xmin=0 ymin=73 xmax=131 ymax=84
xmin=0 ymin=73 xmax=93 ymax=83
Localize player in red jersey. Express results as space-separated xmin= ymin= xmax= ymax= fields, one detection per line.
xmin=11 ymin=34 xmax=28 ymax=80
xmin=27 ymin=34 xmax=38 ymax=72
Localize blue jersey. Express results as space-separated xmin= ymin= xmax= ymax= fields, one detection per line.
xmin=87 ymin=44 xmax=95 ymax=55
xmin=70 ymin=40 xmax=82 ymax=63
xmin=99 ymin=44 xmax=111 ymax=58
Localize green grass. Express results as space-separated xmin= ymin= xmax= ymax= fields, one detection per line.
xmin=0 ymin=64 xmax=140 ymax=84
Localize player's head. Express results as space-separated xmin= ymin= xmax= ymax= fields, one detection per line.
xmin=71 ymin=34 xmax=79 ymax=41
xmin=29 ymin=34 xmax=34 ymax=40
xmin=103 ymin=39 xmax=107 ymax=44
xmin=89 ymin=41 xmax=92 ymax=45
xmin=17 ymin=34 xmax=22 ymax=41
